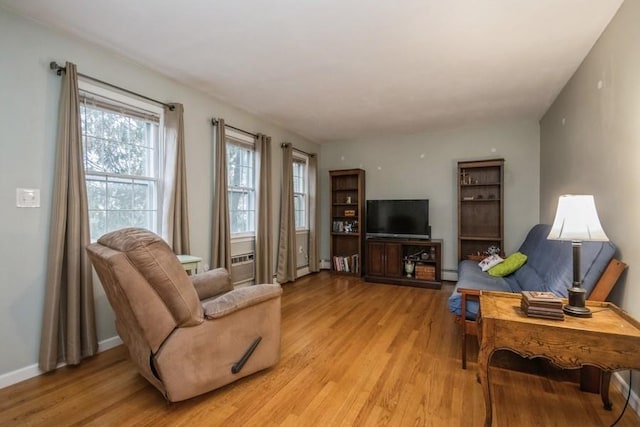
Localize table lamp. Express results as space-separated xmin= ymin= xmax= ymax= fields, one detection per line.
xmin=547 ymin=195 xmax=609 ymax=317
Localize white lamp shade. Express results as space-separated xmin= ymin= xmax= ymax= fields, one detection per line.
xmin=547 ymin=195 xmax=609 ymax=241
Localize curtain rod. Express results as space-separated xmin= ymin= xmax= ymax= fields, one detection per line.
xmin=211 ymin=118 xmax=257 ymax=138
xmin=281 ymin=143 xmax=315 ymax=157
xmin=49 ymin=61 xmax=175 ymax=111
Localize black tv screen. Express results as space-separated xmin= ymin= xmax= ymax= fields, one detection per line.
xmin=366 ymin=199 xmax=430 ymax=239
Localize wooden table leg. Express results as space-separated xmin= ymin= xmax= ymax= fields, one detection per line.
xmin=462 ymin=328 xmax=467 ymax=370
xmin=580 ymin=365 xmax=602 ymax=393
xmin=461 ymin=294 xmax=468 ymax=370
xmin=601 ymin=371 xmax=612 ymax=410
xmin=478 ymin=345 xmax=494 ymax=427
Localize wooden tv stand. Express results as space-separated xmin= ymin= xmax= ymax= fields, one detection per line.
xmin=365 ymin=238 xmax=442 ymax=289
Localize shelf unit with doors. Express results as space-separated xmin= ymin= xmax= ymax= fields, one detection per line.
xmin=365 ymin=238 xmax=442 ymax=289
xmin=330 ymin=169 xmax=365 ymax=275
xmin=457 ymin=159 xmax=504 ymax=262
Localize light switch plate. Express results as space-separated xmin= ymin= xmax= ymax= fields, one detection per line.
xmin=16 ymin=188 xmax=40 ymax=208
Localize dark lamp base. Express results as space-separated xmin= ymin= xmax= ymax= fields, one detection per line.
xmin=563 ymin=304 xmax=592 ymax=318
xmin=564 ymin=284 xmax=592 ymax=318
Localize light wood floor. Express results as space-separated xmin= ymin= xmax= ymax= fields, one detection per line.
xmin=1 ymin=272 xmax=638 ymax=426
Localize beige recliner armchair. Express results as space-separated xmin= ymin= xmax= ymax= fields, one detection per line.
xmin=86 ymin=228 xmax=282 ymax=402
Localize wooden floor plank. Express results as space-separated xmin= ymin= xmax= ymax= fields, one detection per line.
xmin=0 ymin=272 xmax=638 ymax=426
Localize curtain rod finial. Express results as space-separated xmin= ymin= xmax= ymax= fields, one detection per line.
xmin=49 ymin=61 xmax=64 ymax=76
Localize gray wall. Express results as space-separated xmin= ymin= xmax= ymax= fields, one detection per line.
xmin=540 ymin=0 xmax=639 ymax=319
xmin=0 ymin=8 xmax=318 ymax=377
xmin=319 ymin=119 xmax=541 ymax=274
xmin=540 ymin=0 xmax=639 ymax=399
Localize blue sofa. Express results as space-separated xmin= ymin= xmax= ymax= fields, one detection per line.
xmin=448 ymin=223 xmax=617 ymax=320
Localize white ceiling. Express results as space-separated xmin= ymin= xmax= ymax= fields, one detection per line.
xmin=1 ymin=0 xmax=624 ymax=143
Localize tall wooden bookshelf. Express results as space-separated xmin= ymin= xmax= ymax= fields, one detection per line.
xmin=457 ymin=159 xmax=504 ymax=262
xmin=330 ymin=169 xmax=365 ymax=275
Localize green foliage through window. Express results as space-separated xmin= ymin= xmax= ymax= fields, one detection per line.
xmin=80 ymin=94 xmax=160 ymax=241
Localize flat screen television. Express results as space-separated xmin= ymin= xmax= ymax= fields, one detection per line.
xmin=366 ymin=199 xmax=430 ymax=240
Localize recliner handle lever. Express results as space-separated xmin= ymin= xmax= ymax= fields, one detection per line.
xmin=231 ymin=337 xmax=262 ymax=374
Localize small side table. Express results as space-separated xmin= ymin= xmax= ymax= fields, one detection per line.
xmin=478 ymin=291 xmax=640 ymax=427
xmin=177 ymin=255 xmax=202 ymax=275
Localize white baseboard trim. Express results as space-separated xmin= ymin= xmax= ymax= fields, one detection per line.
xmin=612 ymin=371 xmax=640 ymax=417
xmin=0 ymin=335 xmax=123 ymax=390
xmin=442 ymin=269 xmax=458 ymax=282
xmin=99 ymin=336 xmax=123 ymax=352
xmin=297 ymin=266 xmax=311 ymax=277
xmin=0 ymin=362 xmax=45 ymax=390
xmin=272 ymin=267 xmax=311 ymax=286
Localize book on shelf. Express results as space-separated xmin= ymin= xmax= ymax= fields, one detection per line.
xmin=332 ymin=254 xmax=359 ymax=273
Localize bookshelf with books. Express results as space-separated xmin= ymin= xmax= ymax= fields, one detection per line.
xmin=330 ymin=169 xmax=365 ymax=276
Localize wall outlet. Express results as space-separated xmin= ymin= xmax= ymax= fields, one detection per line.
xmin=16 ymin=188 xmax=40 ymax=208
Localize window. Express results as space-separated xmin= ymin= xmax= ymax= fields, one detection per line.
xmin=226 ymin=131 xmax=256 ymax=235
xmin=79 ymin=83 xmax=163 ymax=241
xmin=293 ymin=155 xmax=309 ymax=229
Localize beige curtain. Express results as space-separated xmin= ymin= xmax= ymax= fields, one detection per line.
xmin=276 ymin=143 xmax=297 ymax=283
xmin=211 ymin=119 xmax=232 ymax=270
xmin=39 ymin=62 xmax=97 ymax=372
xmin=255 ymin=134 xmax=273 ymax=283
xmin=162 ymin=103 xmax=190 ymax=254
xmin=308 ymin=154 xmax=319 ymax=273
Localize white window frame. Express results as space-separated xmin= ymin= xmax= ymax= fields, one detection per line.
xmin=293 ymin=153 xmax=309 ymax=231
xmin=226 ymin=129 xmax=256 ymax=238
xmin=79 ymin=80 xmax=164 ymax=242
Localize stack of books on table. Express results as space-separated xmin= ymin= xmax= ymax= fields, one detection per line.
xmin=520 ymin=291 xmax=564 ymax=320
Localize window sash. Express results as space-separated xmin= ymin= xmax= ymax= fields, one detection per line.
xmin=226 ymin=138 xmax=256 ymax=235
xmin=293 ymin=157 xmax=308 ymax=230
xmin=79 ymin=88 xmax=161 ymax=241
xmin=80 ymin=93 xmax=160 ymax=123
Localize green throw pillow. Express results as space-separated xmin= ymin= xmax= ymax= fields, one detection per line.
xmin=487 ymin=252 xmax=527 ymax=277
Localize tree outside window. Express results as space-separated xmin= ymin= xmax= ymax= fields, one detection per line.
xmin=80 ymin=91 xmax=161 ymax=241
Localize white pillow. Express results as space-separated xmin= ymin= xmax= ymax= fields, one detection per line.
xmin=478 ymin=254 xmax=504 ymax=272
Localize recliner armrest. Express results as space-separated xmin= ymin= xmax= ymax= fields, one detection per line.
xmin=191 ymin=268 xmax=233 ymax=300
xmin=202 ymin=284 xmax=282 ymax=319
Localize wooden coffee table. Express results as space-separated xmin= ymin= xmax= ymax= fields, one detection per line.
xmin=477 ymin=291 xmax=640 ymax=427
